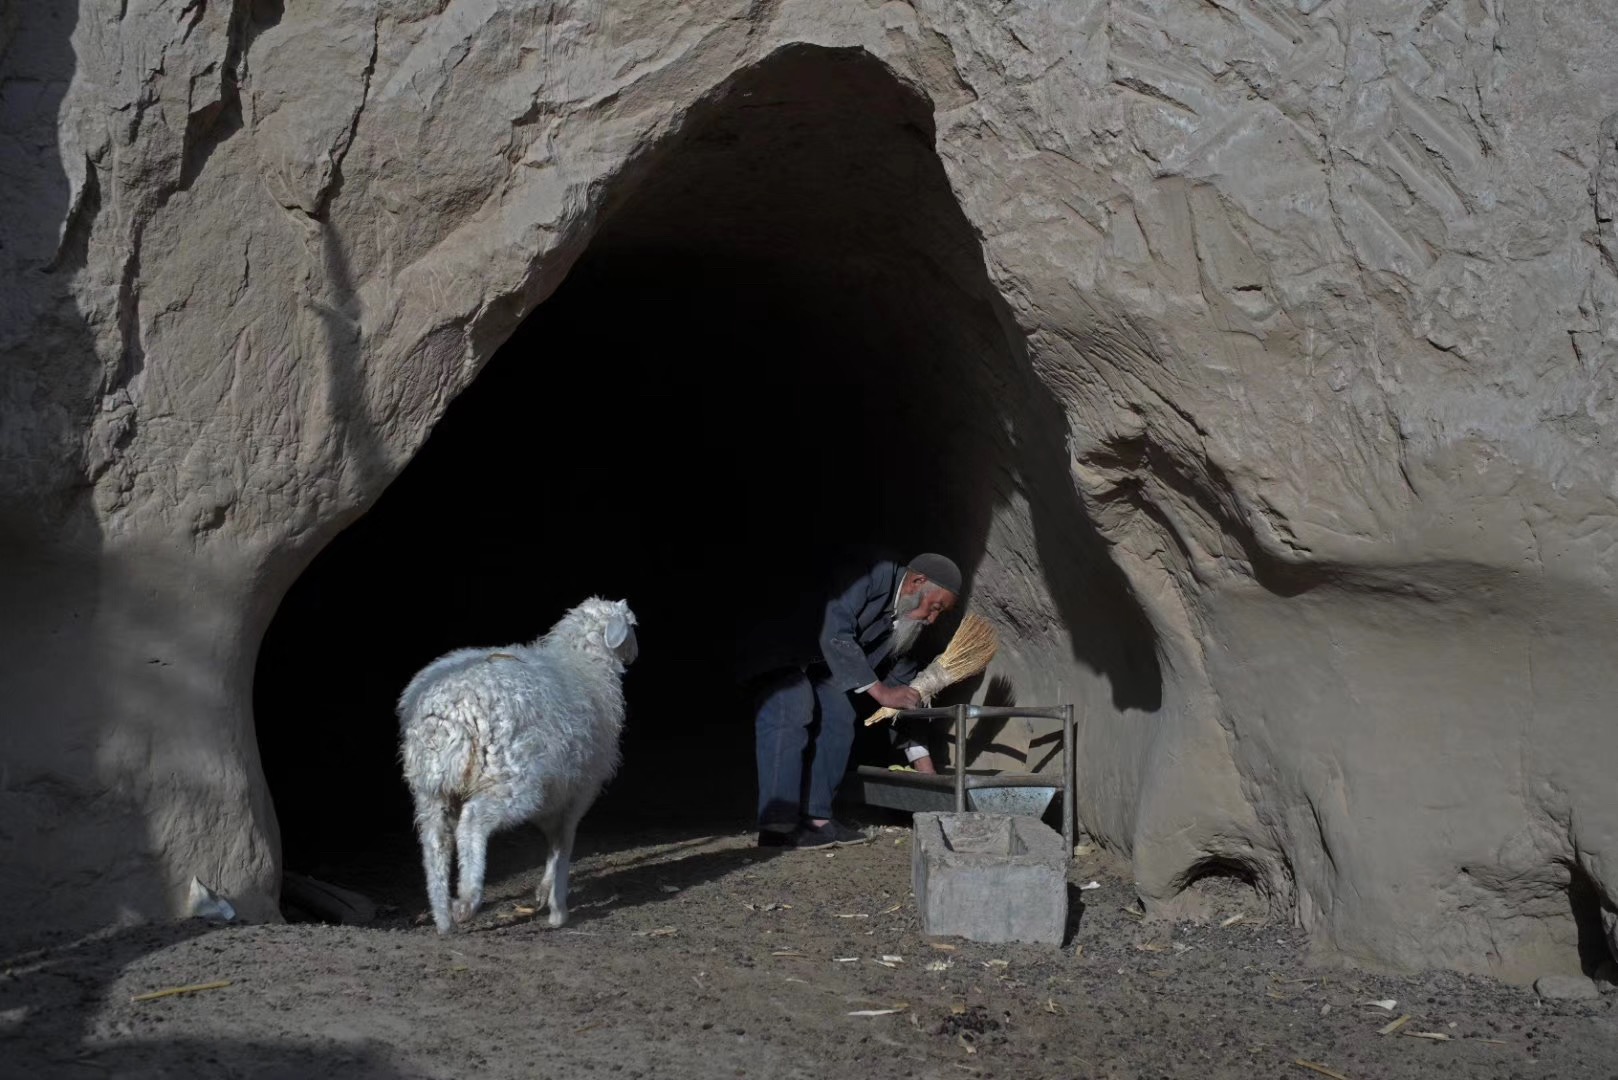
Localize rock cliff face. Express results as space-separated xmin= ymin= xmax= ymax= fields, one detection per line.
xmin=3 ymin=0 xmax=1615 ymax=981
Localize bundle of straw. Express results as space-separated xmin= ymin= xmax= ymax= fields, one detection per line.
xmin=862 ymin=611 xmax=999 ymax=726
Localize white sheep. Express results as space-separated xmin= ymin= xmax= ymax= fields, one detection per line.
xmin=397 ymin=597 xmax=638 ymax=933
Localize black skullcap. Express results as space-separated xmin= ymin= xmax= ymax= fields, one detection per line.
xmin=906 ymin=553 xmax=962 ymax=595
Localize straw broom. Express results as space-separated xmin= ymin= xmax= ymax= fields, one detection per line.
xmin=862 ymin=611 xmax=999 ymax=726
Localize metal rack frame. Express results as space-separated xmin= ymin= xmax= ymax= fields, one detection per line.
xmin=882 ymin=703 xmax=1076 ymax=858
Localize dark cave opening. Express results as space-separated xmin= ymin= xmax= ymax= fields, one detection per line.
xmin=1567 ymin=862 xmax=1618 ymax=980
xmin=254 ymin=45 xmax=1029 ymax=888
xmin=253 ymin=45 xmax=1163 ymax=909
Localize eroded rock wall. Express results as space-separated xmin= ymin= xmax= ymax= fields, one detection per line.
xmin=941 ymin=0 xmax=1618 ymax=980
xmin=2 ymin=0 xmax=1615 ymax=980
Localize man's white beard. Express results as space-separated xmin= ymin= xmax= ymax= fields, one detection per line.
xmin=891 ymin=617 xmax=925 ymax=657
xmin=891 ymin=594 xmax=926 ymax=658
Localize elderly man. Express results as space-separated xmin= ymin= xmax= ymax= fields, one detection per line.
xmin=736 ymin=550 xmax=961 ymax=848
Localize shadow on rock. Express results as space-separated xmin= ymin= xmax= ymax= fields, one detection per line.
xmin=40 ymin=1037 xmax=418 ymax=1080
xmin=0 ymin=919 xmax=260 ymax=1075
xmin=1063 ymin=885 xmax=1088 ymax=947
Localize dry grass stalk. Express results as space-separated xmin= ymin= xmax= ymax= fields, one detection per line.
xmin=1292 ymin=1061 xmax=1350 ymax=1080
xmin=862 ymin=613 xmax=999 ymax=726
xmin=130 ymin=980 xmax=232 ymax=1004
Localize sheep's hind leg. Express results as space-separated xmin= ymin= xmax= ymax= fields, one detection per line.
xmin=533 ymin=814 xmax=558 ymax=914
xmin=542 ymin=808 xmax=586 ymax=928
xmin=417 ymin=801 xmax=455 ymax=935
xmin=451 ymin=799 xmax=494 ymax=927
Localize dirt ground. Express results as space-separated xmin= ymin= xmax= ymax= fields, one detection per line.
xmin=5 ymin=815 xmax=1617 ymax=1080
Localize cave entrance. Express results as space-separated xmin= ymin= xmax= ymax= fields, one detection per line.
xmin=253 ymin=44 xmax=1026 ymax=905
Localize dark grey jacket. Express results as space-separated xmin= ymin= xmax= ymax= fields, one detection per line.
xmin=735 ymin=549 xmax=923 ymax=693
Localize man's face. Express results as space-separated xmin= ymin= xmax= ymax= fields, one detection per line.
xmin=904 ymin=586 xmax=957 ymax=625
xmin=898 ymin=571 xmax=958 ymax=621
xmin=891 ymin=583 xmax=957 ymax=656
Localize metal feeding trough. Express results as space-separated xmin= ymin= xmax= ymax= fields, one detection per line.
xmin=853 ymin=767 xmax=1060 ymax=817
xmin=854 ymin=703 xmax=1076 ymax=856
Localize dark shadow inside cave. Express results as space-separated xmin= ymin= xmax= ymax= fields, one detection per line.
xmin=253 ymin=44 xmax=1161 ymax=907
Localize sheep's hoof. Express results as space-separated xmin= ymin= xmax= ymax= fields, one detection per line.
xmin=546 ymin=909 xmax=568 ymax=929
xmin=451 ymin=898 xmax=480 ymax=925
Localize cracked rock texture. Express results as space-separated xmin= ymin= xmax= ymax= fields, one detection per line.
xmin=2 ymin=0 xmax=1616 ymax=983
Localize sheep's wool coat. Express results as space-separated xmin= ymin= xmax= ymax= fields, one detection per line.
xmin=397 ymin=598 xmax=634 ymax=830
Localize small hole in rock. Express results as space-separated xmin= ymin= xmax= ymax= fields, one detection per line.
xmin=1177 ymin=855 xmax=1264 ymax=908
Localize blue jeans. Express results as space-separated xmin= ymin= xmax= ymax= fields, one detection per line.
xmin=753 ymin=667 xmax=856 ymax=829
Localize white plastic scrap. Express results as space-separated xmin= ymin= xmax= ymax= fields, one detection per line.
xmin=186 ymin=877 xmax=236 ymax=922
xmin=1078 ymin=881 xmax=1102 ymax=891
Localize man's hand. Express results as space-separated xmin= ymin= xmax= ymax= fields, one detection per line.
xmin=869 ymin=682 xmax=923 ymax=711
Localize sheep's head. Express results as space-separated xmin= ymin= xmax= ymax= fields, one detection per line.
xmin=559 ymin=596 xmax=639 ymax=669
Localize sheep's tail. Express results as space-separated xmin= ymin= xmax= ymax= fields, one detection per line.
xmin=400 ymin=709 xmax=484 ymax=815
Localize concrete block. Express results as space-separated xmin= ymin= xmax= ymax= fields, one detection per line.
xmin=912 ymin=811 xmax=1067 ymax=945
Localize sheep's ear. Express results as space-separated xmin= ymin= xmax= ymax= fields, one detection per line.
xmin=604 ymin=614 xmax=631 ymax=650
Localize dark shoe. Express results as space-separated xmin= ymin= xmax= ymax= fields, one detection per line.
xmin=794 ymin=820 xmax=871 ymax=848
xmin=757 ymin=827 xmax=797 ymax=848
